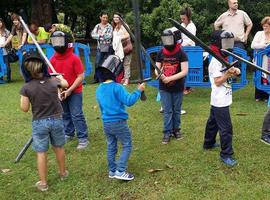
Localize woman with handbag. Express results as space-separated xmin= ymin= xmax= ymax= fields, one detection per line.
xmin=112 ymin=13 xmax=133 ymax=86
xmin=0 ymin=18 xmax=12 ymax=82
xmin=91 ymin=11 xmax=113 ymax=84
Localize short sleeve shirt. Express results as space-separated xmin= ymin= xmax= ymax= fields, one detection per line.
xmin=156 ymin=48 xmax=188 ymax=92
xmin=20 ymin=78 xmax=63 ymax=121
xmin=209 ymin=57 xmax=232 ymax=107
xmin=214 ymin=9 xmax=252 ymax=42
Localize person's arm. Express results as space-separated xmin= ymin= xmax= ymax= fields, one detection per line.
xmin=214 ymin=15 xmax=223 ymax=30
xmin=61 ymin=73 xmax=84 ymax=99
xmin=0 ymin=34 xmax=13 ymax=47
xmin=18 ymin=32 xmax=27 ymax=49
xmin=56 ymin=75 xmax=69 ymax=88
xmin=117 ymin=84 xmax=144 ymax=107
xmin=214 ymin=67 xmax=240 ymax=86
xmin=20 ymin=95 xmax=30 ymax=112
xmin=244 ymin=22 xmax=253 ymax=43
xmin=161 ymin=61 xmax=188 ymax=84
xmin=91 ymin=24 xmax=100 ymax=40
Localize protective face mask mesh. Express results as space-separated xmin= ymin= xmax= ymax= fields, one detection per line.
xmin=51 ymin=36 xmax=65 ymax=47
xmin=161 ymin=35 xmax=174 ymax=46
xmin=221 ymin=38 xmax=234 ymax=49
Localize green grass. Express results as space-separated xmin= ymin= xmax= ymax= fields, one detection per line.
xmin=1 ymin=65 xmax=270 ymax=200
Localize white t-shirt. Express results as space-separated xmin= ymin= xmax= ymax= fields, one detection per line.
xmin=209 ymin=57 xmax=232 ymax=107
xmin=181 ymin=21 xmax=196 ymax=46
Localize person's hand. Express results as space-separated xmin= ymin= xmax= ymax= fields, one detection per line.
xmin=18 ymin=44 xmax=24 ymax=49
xmin=61 ymin=89 xmax=72 ymax=100
xmin=137 ymin=83 xmax=145 ymax=91
xmin=234 ymin=68 xmax=241 ymax=76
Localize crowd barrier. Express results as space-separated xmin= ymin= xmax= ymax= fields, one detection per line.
xmin=144 ymin=46 xmax=249 ymax=91
xmin=253 ymin=45 xmax=270 ymax=94
xmin=0 ymin=43 xmax=92 ymax=83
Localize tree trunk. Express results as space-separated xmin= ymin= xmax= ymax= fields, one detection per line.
xmin=70 ymin=14 xmax=77 ymax=32
xmin=31 ymin=0 xmax=54 ymax=26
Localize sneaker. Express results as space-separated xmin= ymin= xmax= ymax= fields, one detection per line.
xmin=35 ymin=181 xmax=48 ymax=192
xmin=181 ymin=110 xmax=186 ymax=115
xmin=220 ymin=157 xmax=237 ymax=167
xmin=162 ymin=136 xmax=170 ymax=144
xmin=114 ymin=171 xmax=134 ymax=181
xmin=65 ymin=135 xmax=74 ymax=143
xmin=108 ymin=171 xmax=115 ymax=179
xmin=173 ymin=131 xmax=183 ymax=140
xmin=59 ymin=170 xmax=69 ymax=181
xmin=261 ymin=135 xmax=270 ymax=145
xmin=159 ymin=106 xmax=164 ymax=113
xmin=203 ymin=143 xmax=220 ymax=150
xmin=77 ymin=140 xmax=89 ymax=149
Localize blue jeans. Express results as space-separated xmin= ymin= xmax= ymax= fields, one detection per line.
xmin=61 ymin=92 xmax=88 ymax=142
xmin=32 ymin=117 xmax=65 ymax=152
xmin=160 ymin=90 xmax=183 ymax=136
xmin=103 ymin=120 xmax=132 ymax=173
xmin=3 ymin=55 xmax=11 ymax=81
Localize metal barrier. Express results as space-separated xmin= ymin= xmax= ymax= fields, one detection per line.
xmin=0 ymin=43 xmax=92 ymax=83
xmin=144 ymin=46 xmax=248 ymax=91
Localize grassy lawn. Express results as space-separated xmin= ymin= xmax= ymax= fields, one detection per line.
xmin=1 ymin=64 xmax=270 ymax=200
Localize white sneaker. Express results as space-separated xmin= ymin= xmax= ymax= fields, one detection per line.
xmin=77 ymin=141 xmax=89 ymax=149
xmin=181 ymin=110 xmax=186 ymax=115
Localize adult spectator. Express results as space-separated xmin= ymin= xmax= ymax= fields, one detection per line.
xmin=180 ymin=7 xmax=196 ymax=96
xmin=214 ymin=0 xmax=252 ymax=49
xmin=251 ymin=16 xmax=270 ymax=102
xmin=91 ymin=11 xmax=113 ymax=84
xmin=27 ymin=22 xmax=50 ymax=44
xmin=2 ymin=13 xmax=27 ymax=49
xmin=0 ymin=18 xmax=11 ymax=82
xmin=180 ymin=7 xmax=196 ymax=47
xmin=112 ymin=13 xmax=132 ymax=86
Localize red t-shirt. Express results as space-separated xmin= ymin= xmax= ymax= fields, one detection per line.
xmin=50 ymin=48 xmax=84 ymax=93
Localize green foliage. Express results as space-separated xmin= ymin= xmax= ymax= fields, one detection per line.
xmin=141 ymin=0 xmax=182 ymax=46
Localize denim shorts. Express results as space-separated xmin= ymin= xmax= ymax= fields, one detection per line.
xmin=32 ymin=117 xmax=65 ymax=152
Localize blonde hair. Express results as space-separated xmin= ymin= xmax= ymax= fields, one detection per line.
xmin=261 ymin=16 xmax=270 ymax=26
xmin=24 ymin=60 xmax=44 ymax=79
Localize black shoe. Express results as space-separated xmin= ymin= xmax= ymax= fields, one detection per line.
xmin=261 ymin=135 xmax=270 ymax=145
xmin=203 ymin=143 xmax=220 ymax=150
xmin=173 ymin=131 xmax=183 ymax=140
xmin=162 ymin=136 xmax=170 ymax=144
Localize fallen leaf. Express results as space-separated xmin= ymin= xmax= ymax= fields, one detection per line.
xmin=236 ymin=113 xmax=248 ymax=116
xmin=165 ymin=164 xmax=173 ymax=169
xmin=148 ymin=168 xmax=164 ymax=173
xmin=1 ymin=169 xmax=11 ymax=173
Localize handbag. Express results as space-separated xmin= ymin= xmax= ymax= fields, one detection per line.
xmin=121 ymin=38 xmax=133 ymax=55
xmin=99 ymin=43 xmax=110 ymax=53
xmin=7 ymin=48 xmax=19 ymax=63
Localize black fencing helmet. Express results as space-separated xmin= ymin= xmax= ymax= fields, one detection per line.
xmin=21 ymin=51 xmax=50 ymax=82
xmin=211 ymin=30 xmax=234 ymax=50
xmin=161 ymin=28 xmax=176 ymax=51
xmin=51 ymin=31 xmax=73 ymax=54
xmin=97 ymin=55 xmax=123 ymax=81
